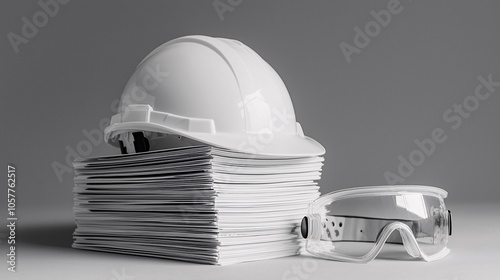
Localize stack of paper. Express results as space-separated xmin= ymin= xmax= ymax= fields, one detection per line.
xmin=72 ymin=146 xmax=323 ymax=265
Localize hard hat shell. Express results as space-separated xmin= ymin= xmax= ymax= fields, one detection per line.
xmin=104 ymin=35 xmax=325 ymax=156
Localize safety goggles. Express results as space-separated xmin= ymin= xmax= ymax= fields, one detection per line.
xmin=300 ymin=185 xmax=451 ymax=263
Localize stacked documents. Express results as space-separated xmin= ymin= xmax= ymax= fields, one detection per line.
xmin=72 ymin=146 xmax=323 ymax=265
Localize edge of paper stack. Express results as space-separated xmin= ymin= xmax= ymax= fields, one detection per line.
xmin=72 ymin=146 xmax=323 ymax=265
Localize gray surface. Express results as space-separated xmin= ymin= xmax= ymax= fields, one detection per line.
xmin=1 ymin=0 xmax=499 ymax=279
xmin=2 ymin=202 xmax=499 ymax=280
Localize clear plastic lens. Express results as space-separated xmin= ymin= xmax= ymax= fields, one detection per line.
xmin=304 ymin=186 xmax=450 ymax=262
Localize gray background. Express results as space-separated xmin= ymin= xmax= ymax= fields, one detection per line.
xmin=1 ymin=1 xmax=499 ymax=279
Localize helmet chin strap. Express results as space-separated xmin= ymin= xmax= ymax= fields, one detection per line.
xmin=118 ymin=132 xmax=150 ymax=154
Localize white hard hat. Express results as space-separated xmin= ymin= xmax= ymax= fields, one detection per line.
xmin=104 ymin=35 xmax=325 ymax=156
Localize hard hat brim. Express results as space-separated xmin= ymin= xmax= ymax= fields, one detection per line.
xmin=105 ymin=122 xmax=325 ymax=157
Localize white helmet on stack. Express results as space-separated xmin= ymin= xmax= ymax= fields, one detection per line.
xmin=104 ymin=35 xmax=324 ymax=156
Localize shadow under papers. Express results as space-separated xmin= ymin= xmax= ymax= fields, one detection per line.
xmin=19 ymin=222 xmax=75 ymax=249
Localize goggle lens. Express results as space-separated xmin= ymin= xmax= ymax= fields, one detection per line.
xmin=302 ymin=187 xmax=451 ymax=262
